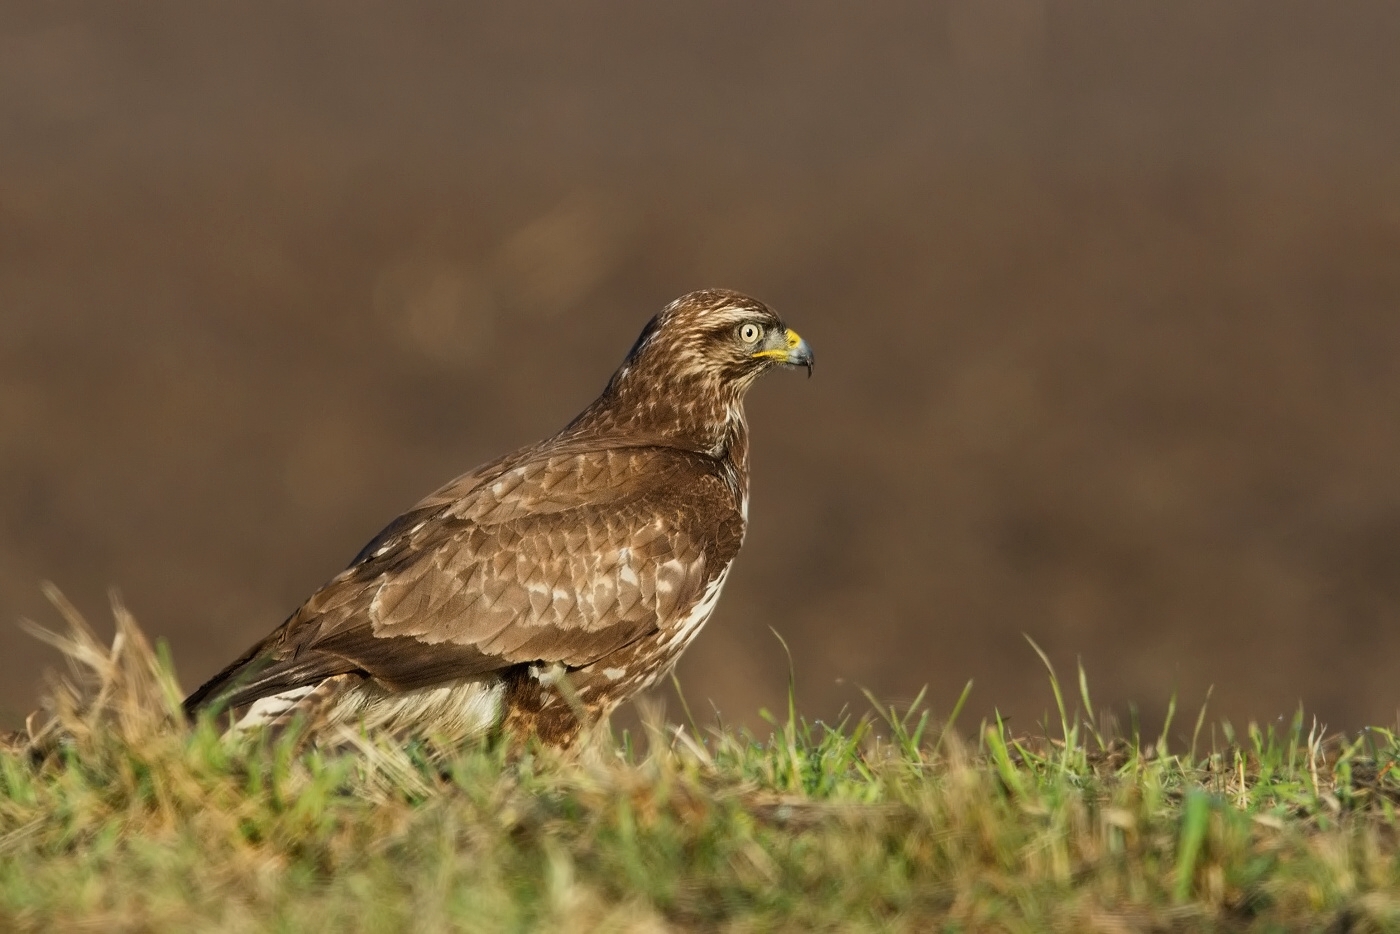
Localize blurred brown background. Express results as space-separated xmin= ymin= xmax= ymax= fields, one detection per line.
xmin=4 ymin=2 xmax=1400 ymax=737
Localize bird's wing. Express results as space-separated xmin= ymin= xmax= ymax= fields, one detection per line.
xmin=186 ymin=444 xmax=743 ymax=712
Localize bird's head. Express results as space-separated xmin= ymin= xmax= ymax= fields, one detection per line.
xmin=625 ymin=289 xmax=814 ymax=387
xmin=571 ymin=289 xmax=813 ymax=450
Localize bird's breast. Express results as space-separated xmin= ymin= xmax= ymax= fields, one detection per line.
xmin=574 ymin=559 xmax=736 ymax=704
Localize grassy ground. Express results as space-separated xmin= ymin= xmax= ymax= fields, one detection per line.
xmin=4 ymin=596 xmax=1400 ymax=932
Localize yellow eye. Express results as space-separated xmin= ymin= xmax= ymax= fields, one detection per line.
xmin=739 ymin=322 xmax=763 ymax=344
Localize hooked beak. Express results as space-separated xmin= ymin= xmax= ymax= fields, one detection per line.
xmin=752 ymin=327 xmax=815 ymax=377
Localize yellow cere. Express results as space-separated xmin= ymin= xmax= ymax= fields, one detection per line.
xmin=751 ymin=328 xmax=803 ymax=360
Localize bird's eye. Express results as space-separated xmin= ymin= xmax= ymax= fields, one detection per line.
xmin=739 ymin=323 xmax=763 ymax=344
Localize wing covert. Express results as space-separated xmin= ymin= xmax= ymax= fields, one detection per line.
xmin=280 ymin=445 xmax=738 ymax=687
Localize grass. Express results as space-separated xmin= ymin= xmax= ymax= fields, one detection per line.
xmin=4 ymin=596 xmax=1400 ymax=931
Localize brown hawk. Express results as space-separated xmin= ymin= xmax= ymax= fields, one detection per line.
xmin=184 ymin=289 xmax=813 ymax=745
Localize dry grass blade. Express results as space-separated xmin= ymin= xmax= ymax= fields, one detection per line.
xmin=16 ymin=584 xmax=185 ymax=752
xmin=327 ymin=725 xmax=435 ymax=800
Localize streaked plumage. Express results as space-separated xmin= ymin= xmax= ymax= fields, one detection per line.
xmin=184 ymin=289 xmax=813 ymax=745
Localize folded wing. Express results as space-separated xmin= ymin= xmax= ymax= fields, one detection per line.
xmin=185 ymin=444 xmax=739 ymax=715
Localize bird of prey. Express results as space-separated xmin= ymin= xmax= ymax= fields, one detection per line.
xmin=184 ymin=289 xmax=814 ymax=745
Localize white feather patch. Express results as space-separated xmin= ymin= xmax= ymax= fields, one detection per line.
xmin=329 ymin=677 xmax=506 ymax=740
xmin=233 ymin=685 xmax=318 ymax=731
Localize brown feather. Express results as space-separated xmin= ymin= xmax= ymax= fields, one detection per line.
xmin=183 ymin=288 xmax=809 ymax=744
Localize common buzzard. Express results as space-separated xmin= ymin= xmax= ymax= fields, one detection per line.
xmin=184 ymin=289 xmax=813 ymax=745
